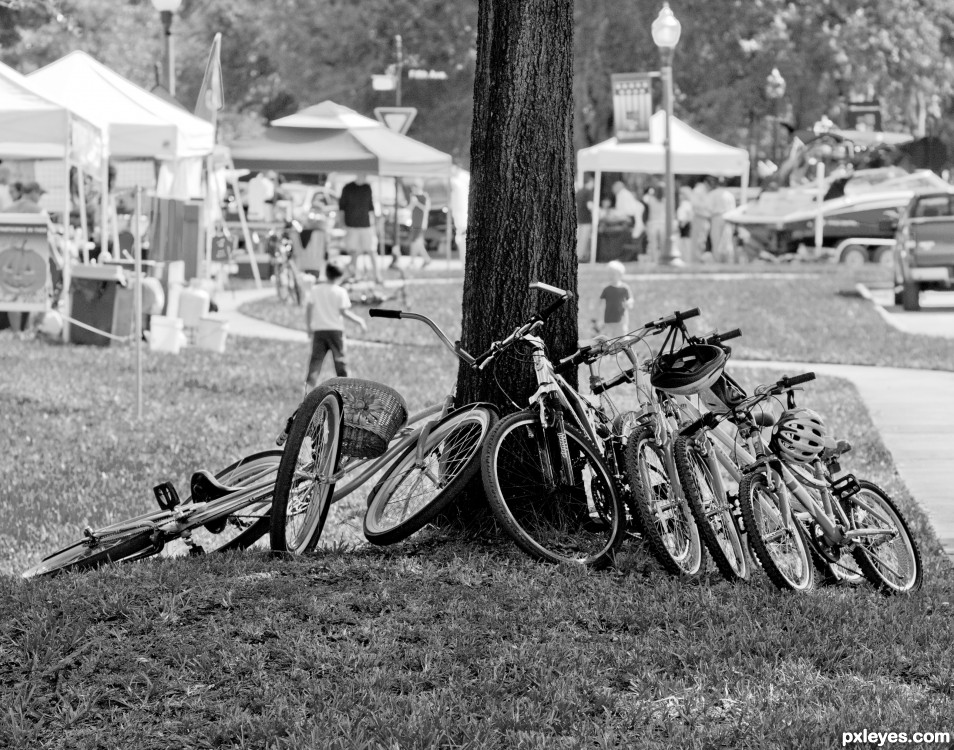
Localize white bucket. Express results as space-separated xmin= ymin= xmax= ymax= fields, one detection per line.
xmin=166 ymin=281 xmax=183 ymax=318
xmin=148 ymin=315 xmax=184 ymax=354
xmin=196 ymin=315 xmax=229 ymax=353
xmin=179 ymin=288 xmax=211 ymax=342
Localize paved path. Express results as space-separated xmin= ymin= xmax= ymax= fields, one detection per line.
xmin=214 ymin=281 xmax=954 ymax=563
xmin=859 ymin=284 xmax=954 ymax=339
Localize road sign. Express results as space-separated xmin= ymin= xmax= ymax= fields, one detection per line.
xmin=374 ymin=106 xmax=418 ymax=135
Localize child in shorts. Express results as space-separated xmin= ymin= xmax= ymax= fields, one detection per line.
xmin=593 ymin=260 xmax=633 ymax=338
xmin=305 ymin=263 xmax=367 ymax=389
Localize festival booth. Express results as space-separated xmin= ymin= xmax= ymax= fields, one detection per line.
xmin=576 ymin=111 xmax=750 ymax=263
xmin=28 ymin=52 xmax=216 ymax=283
xmin=0 ymin=61 xmax=106 ymax=339
xmin=228 ymin=101 xmax=457 ymax=270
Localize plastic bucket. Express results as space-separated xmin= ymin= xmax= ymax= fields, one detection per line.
xmin=196 ymin=316 xmax=229 ymax=353
xmin=148 ymin=315 xmax=183 ymax=354
xmin=179 ymin=288 xmax=211 ymax=341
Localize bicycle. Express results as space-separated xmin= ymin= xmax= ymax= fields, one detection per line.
xmin=552 ymin=308 xmax=713 ymax=578
xmin=478 ymin=282 xmax=627 ymax=568
xmin=269 ymin=309 xmax=500 ymax=554
xmin=268 ymin=222 xmax=303 ymax=305
xmin=645 ymin=318 xmax=752 ymax=583
xmin=682 ymin=371 xmax=923 ymax=594
xmin=22 ymin=450 xmax=282 ymax=578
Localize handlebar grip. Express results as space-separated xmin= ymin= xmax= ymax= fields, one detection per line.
xmin=537 ymin=294 xmax=568 ymax=322
xmin=591 ymin=368 xmax=636 ymax=396
xmin=717 ymin=328 xmax=742 ymax=343
xmin=369 ymin=308 xmax=402 ymax=319
xmin=677 ymin=307 xmax=700 ymax=321
xmin=782 ymin=372 xmax=816 ymax=387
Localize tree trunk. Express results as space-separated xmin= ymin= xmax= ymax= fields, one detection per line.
xmin=456 ymin=0 xmax=578 ymax=416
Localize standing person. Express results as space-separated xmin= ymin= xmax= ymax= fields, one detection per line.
xmin=339 ymin=173 xmax=382 ymax=283
xmin=611 ymin=180 xmax=646 ymax=258
xmin=676 ymin=185 xmax=695 ymax=263
xmin=0 ymin=167 xmax=13 ymax=210
xmin=575 ymin=174 xmax=595 ymax=262
xmin=304 ymin=263 xmax=368 ymax=389
xmin=707 ymin=177 xmax=738 ymax=263
xmin=690 ymin=176 xmax=712 ymax=261
xmin=592 ymin=260 xmax=633 ymax=338
xmin=643 ymin=184 xmax=664 ymax=263
xmin=406 ymin=179 xmax=432 ymax=268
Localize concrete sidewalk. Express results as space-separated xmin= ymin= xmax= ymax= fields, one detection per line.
xmin=735 ymin=359 xmax=954 ymax=562
xmin=214 ymin=284 xmax=953 ymax=563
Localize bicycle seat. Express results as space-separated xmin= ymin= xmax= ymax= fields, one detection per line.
xmin=190 ymin=470 xmax=244 ymax=504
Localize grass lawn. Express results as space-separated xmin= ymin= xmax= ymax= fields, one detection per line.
xmin=2 ymin=308 xmax=953 ymax=747
xmin=242 ymin=262 xmax=954 ymax=370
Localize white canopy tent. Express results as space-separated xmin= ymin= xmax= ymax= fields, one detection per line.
xmin=577 ymin=110 xmax=750 ymax=263
xmin=0 ymin=60 xmax=108 ymax=340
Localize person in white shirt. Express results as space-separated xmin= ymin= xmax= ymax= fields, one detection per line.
xmin=611 ymin=180 xmax=645 ymax=255
xmin=707 ymin=177 xmax=738 ymax=263
xmin=304 ymin=263 xmax=367 ymax=389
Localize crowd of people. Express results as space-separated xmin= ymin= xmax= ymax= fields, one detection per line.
xmin=575 ymin=174 xmax=739 ymax=264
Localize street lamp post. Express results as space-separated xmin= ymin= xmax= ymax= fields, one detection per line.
xmin=151 ymin=0 xmax=183 ymax=97
xmin=652 ymin=2 xmax=683 ymax=266
xmin=765 ymin=67 xmax=786 ymax=167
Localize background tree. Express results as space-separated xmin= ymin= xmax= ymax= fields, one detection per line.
xmin=455 ymin=0 xmax=578 ymax=414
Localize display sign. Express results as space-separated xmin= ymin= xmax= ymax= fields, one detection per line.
xmin=0 ymin=214 xmax=52 ymax=313
xmin=611 ymin=72 xmax=653 ymax=142
xmin=374 ymin=106 xmax=418 ymax=135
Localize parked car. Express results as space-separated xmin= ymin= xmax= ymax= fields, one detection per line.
xmin=892 ymin=190 xmax=954 ymax=310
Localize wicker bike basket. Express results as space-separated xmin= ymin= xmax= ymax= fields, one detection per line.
xmin=323 ymin=378 xmax=409 ymax=459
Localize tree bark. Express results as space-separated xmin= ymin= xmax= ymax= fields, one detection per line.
xmin=456 ymin=0 xmax=578 ymax=416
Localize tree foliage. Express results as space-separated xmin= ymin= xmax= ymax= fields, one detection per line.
xmin=2 ymin=0 xmax=954 ymax=164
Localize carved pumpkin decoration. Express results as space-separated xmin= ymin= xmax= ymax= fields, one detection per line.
xmin=0 ymin=244 xmax=47 ymax=297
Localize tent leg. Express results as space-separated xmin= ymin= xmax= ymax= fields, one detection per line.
xmin=227 ymin=155 xmax=261 ymax=289
xmin=589 ymin=171 xmax=601 ymax=265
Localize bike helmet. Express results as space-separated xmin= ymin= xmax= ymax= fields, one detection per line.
xmin=770 ymin=407 xmax=828 ymax=463
xmin=651 ymin=344 xmax=726 ymax=396
xmin=700 ymin=372 xmax=746 ymax=415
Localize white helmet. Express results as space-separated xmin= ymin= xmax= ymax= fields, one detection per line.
xmin=770 ymin=408 xmax=827 ymax=463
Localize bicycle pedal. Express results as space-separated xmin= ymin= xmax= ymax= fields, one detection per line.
xmin=153 ymin=482 xmax=180 ymax=511
xmin=831 ymin=474 xmax=861 ymax=502
xmin=188 ymin=545 xmax=206 ymax=557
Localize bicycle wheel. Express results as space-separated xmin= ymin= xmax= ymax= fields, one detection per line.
xmin=161 ymin=450 xmax=282 ymax=558
xmin=738 ymin=471 xmax=814 ymax=592
xmin=22 ymin=526 xmax=160 ymax=578
xmin=481 ymin=411 xmax=625 ymax=568
xmin=673 ymin=435 xmax=749 ymax=582
xmin=270 ymin=385 xmax=343 ymax=553
xmin=795 ymin=485 xmax=864 ymax=587
xmin=624 ymin=427 xmax=706 ymax=577
xmin=364 ymin=406 xmax=497 ymax=545
xmin=844 ymin=480 xmax=923 ymax=595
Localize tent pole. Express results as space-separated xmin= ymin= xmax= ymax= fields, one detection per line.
xmin=445 ymin=175 xmax=452 ymax=262
xmin=76 ymin=163 xmax=89 ymax=264
xmin=589 ymin=170 xmax=602 ymax=264
xmin=101 ymin=153 xmax=109 ymax=266
xmin=134 ymin=186 xmax=143 ymax=420
xmin=227 ymin=154 xmax=261 ymax=288
xmin=62 ymin=114 xmax=73 ymax=344
xmin=204 ymin=154 xmax=215 ymax=279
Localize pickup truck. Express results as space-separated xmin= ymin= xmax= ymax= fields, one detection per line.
xmin=892 ymin=190 xmax=954 ymax=310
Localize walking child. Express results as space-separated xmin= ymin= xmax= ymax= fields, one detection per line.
xmin=305 ymin=263 xmax=367 ymax=389
xmin=593 ymin=260 xmax=633 ymax=339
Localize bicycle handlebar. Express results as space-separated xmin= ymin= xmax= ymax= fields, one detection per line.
xmin=367 ymin=308 xmax=476 ymax=366
xmin=644 ymin=307 xmax=699 ymax=330
xmin=369 ymin=308 xmax=402 ymax=319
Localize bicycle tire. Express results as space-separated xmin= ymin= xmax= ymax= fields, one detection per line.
xmin=270 ymin=385 xmax=343 ymax=553
xmin=737 ymin=471 xmax=814 ymax=592
xmin=844 ymin=480 xmax=923 ymax=595
xmin=161 ymin=450 xmax=282 ymax=558
xmin=673 ymin=435 xmax=749 ymax=582
xmin=481 ymin=411 xmax=626 ymax=569
xmin=23 ymin=528 xmax=159 ymax=578
xmin=364 ymin=406 xmax=497 ymax=545
xmin=624 ymin=426 xmax=707 ymax=578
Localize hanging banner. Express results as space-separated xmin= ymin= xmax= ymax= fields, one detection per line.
xmin=611 ymin=72 xmax=653 ymax=142
xmin=0 ymin=214 xmax=52 ymax=312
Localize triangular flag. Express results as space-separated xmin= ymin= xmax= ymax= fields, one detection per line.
xmin=195 ymin=33 xmax=224 ymax=126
